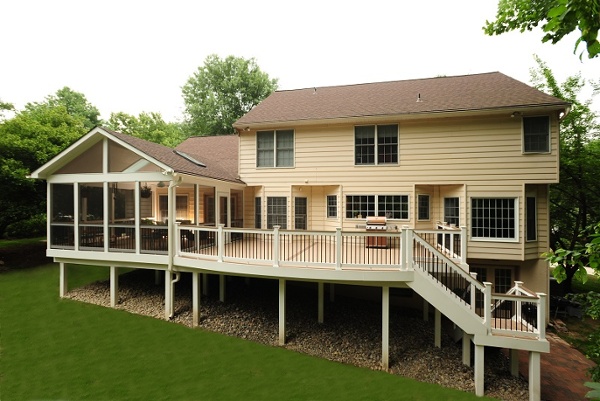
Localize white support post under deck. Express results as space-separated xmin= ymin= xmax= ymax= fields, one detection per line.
xmin=278 ymin=279 xmax=286 ymax=345
xmin=434 ymin=308 xmax=442 ymax=348
xmin=192 ymin=271 xmax=200 ymax=327
xmin=219 ymin=275 xmax=226 ymax=303
xmin=59 ymin=262 xmax=67 ymax=298
xmin=164 ymin=271 xmax=171 ymax=320
xmin=474 ymin=344 xmax=485 ymax=397
xmin=110 ymin=266 xmax=119 ymax=308
xmin=382 ymin=285 xmax=390 ymax=371
xmin=462 ymin=333 xmax=471 ymax=366
xmin=528 ymin=352 xmax=541 ymax=401
xmin=317 ymin=282 xmax=324 ymax=324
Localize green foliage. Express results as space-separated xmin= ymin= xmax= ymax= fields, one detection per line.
xmin=107 ymin=111 xmax=184 ymax=147
xmin=586 ymin=333 xmax=600 ymax=382
xmin=586 ymin=381 xmax=600 ymax=399
xmin=0 ymin=87 xmax=97 ymax=238
xmin=0 ymin=99 xmax=14 ymax=120
xmin=566 ymin=291 xmax=600 ymax=319
xmin=182 ymin=54 xmax=278 ymax=136
xmin=5 ymin=214 xmax=46 ymax=239
xmin=532 ymin=57 xmax=600 ymax=291
xmin=484 ymin=0 xmax=600 ymax=58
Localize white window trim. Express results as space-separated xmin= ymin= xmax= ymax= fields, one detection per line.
xmin=326 ymin=195 xmax=338 ymax=219
xmin=345 ymin=194 xmax=410 ymax=221
xmin=470 ymin=197 xmax=520 ymax=243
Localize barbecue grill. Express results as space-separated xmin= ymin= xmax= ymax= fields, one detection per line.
xmin=365 ymin=216 xmax=388 ymax=247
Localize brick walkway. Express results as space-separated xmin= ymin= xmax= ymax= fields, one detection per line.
xmin=516 ymin=333 xmax=596 ymax=400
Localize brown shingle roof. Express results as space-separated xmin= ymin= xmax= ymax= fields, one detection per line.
xmin=104 ymin=128 xmax=241 ymax=184
xmin=234 ymin=72 xmax=569 ymax=127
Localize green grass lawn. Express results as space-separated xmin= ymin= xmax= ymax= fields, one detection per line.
xmin=0 ymin=263 xmax=494 ymax=401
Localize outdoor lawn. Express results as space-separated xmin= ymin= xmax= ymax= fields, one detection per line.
xmin=0 ymin=262 xmax=494 ymax=401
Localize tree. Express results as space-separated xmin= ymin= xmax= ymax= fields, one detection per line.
xmin=108 ymin=111 xmax=184 ymax=147
xmin=182 ymin=54 xmax=278 ymax=136
xmin=532 ymin=57 xmax=600 ymax=291
xmin=0 ymin=100 xmax=14 ymax=121
xmin=484 ymin=0 xmax=600 ymax=59
xmin=0 ymin=89 xmax=95 ymax=238
xmin=38 ymin=86 xmax=102 ymax=130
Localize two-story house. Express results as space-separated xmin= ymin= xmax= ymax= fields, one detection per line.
xmin=31 ymin=72 xmax=569 ymax=401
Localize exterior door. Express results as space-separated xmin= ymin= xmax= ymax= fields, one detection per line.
xmin=295 ymin=197 xmax=307 ymax=230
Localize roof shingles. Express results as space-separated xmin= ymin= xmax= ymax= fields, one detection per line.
xmin=234 ymin=72 xmax=569 ymax=127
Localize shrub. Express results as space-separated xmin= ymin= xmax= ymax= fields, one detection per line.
xmin=5 ymin=214 xmax=46 ymax=239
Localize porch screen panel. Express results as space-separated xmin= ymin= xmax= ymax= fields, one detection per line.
xmin=51 ymin=183 xmax=74 ymax=248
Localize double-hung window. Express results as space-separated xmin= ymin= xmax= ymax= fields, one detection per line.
xmin=355 ymin=124 xmax=398 ymax=165
xmin=257 ymin=130 xmax=294 ymax=167
xmin=523 ymin=116 xmax=550 ymax=153
xmin=346 ymin=195 xmax=408 ymax=219
xmin=471 ymin=198 xmax=517 ymax=240
xmin=326 ymin=195 xmax=337 ymax=218
xmin=267 ymin=197 xmax=287 ymax=229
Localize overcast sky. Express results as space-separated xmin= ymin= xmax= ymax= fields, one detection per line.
xmin=1 ymin=0 xmax=598 ymax=123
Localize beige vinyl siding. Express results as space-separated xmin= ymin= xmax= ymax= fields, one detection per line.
xmin=239 ymin=114 xmax=559 ymax=189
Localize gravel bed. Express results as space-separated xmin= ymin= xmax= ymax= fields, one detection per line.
xmin=66 ymin=270 xmax=529 ymax=401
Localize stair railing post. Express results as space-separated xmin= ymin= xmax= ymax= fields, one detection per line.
xmin=469 ymin=272 xmax=478 ymax=311
xmin=401 ymin=225 xmax=409 ymax=270
xmin=460 ymin=225 xmax=468 ymax=266
xmin=536 ymin=293 xmax=546 ymax=340
xmin=404 ymin=226 xmax=413 ymax=270
xmin=483 ymin=281 xmax=493 ymax=332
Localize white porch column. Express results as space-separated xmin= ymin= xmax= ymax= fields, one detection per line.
xmin=164 ymin=271 xmax=172 ymax=320
xmin=434 ymin=308 xmax=442 ymax=348
xmin=462 ymin=333 xmax=471 ymax=366
xmin=110 ymin=266 xmax=119 ymax=308
xmin=474 ymin=344 xmax=485 ymax=397
xmin=510 ymin=349 xmax=520 ymax=377
xmin=528 ymin=351 xmax=541 ymax=401
xmin=278 ymin=279 xmax=286 ymax=345
xmin=192 ymin=271 xmax=200 ymax=327
xmin=317 ymin=282 xmax=324 ymax=324
xmin=59 ymin=262 xmax=67 ymax=297
xmin=382 ymin=285 xmax=390 ymax=371
xmin=219 ymin=275 xmax=226 ymax=302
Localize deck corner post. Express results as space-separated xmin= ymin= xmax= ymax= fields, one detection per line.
xmin=474 ymin=344 xmax=485 ymax=397
xmin=59 ymin=262 xmax=67 ymax=297
xmin=536 ymin=293 xmax=546 ymax=339
xmin=401 ymin=225 xmax=409 ymax=270
xmin=404 ymin=226 xmax=414 ymax=270
xmin=110 ymin=266 xmax=119 ymax=308
xmin=528 ymin=351 xmax=541 ymax=401
xmin=335 ymin=227 xmax=342 ymax=270
xmin=278 ymin=279 xmax=286 ymax=345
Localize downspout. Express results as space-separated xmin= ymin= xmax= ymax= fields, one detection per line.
xmin=167 ymin=171 xmax=183 ymax=318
